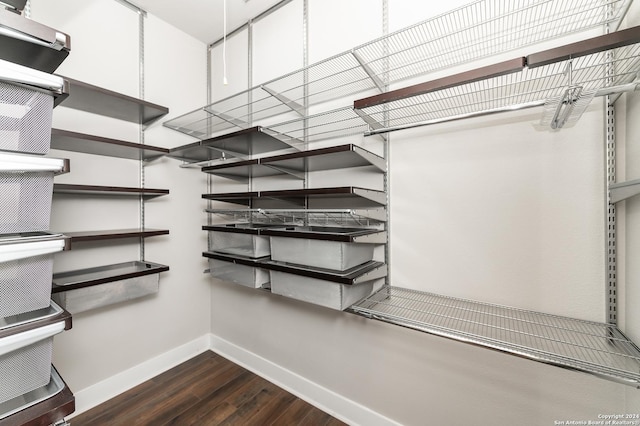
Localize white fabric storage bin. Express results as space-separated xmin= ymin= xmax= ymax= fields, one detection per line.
xmin=0 ymin=321 xmax=64 ymax=404
xmin=0 ymin=235 xmax=65 ymax=317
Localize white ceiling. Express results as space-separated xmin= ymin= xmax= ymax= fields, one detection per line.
xmin=126 ymin=0 xmax=284 ymax=45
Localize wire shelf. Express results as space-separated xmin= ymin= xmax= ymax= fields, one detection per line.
xmin=198 ymin=34 xmax=640 ymax=148
xmin=205 ymin=208 xmax=387 ymax=226
xmin=164 ymin=0 xmax=631 ymax=139
xmin=357 ymin=40 xmax=640 ymax=133
xmin=263 ymin=107 xmax=373 ymax=145
xmin=351 ymin=285 xmax=640 ymax=387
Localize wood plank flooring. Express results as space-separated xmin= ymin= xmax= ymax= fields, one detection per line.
xmin=70 ymin=351 xmax=347 ymax=426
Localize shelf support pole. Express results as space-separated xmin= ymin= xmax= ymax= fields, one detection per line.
xmin=605 ymin=12 xmax=618 ymax=326
xmin=606 ymin=95 xmax=617 ymax=326
xmin=138 ymin=6 xmax=146 ymax=262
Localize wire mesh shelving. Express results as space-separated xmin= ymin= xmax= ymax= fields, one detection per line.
xmin=351 ymin=286 xmax=640 ymax=387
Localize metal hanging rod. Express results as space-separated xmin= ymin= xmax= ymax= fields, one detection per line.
xmin=362 ymin=82 xmax=639 ymax=137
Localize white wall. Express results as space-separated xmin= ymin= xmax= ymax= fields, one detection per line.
xmin=208 ymin=1 xmax=637 ymax=425
xmin=30 ymin=0 xmax=210 ymax=414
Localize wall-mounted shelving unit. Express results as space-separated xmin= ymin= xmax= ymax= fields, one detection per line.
xmin=51 ymin=76 xmax=170 ymax=314
xmin=163 ymin=0 xmax=640 ymax=388
xmin=164 ymin=0 xmax=632 ymax=141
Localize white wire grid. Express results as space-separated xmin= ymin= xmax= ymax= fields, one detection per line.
xmin=351 ymin=286 xmax=640 ymax=386
xmin=163 ymin=0 xmax=631 ymax=140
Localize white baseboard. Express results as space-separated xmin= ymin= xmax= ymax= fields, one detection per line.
xmin=209 ymin=334 xmax=399 ymax=426
xmin=70 ymin=334 xmax=211 ymax=417
xmin=68 ymin=333 xmax=396 ymax=426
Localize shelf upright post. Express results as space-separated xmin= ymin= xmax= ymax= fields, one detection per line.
xmin=248 ymin=18 xmax=255 ymax=217
xmin=138 ymin=7 xmax=146 ymax=262
xmin=303 ymin=0 xmax=309 ymax=223
xmin=605 ymin=11 xmax=617 ymax=326
xmin=207 ymin=44 xmax=213 ymax=226
xmin=606 ymin=95 xmax=617 ymax=326
xmin=382 ymin=0 xmax=390 ymax=286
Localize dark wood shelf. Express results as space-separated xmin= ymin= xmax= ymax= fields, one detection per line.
xmin=201 ymin=191 xmax=259 ymax=206
xmin=203 ymin=251 xmax=387 ymax=285
xmin=201 ymin=144 xmax=385 ymax=181
xmin=260 ymin=226 xmax=386 ymax=243
xmin=50 ymin=129 xmax=169 ymax=161
xmin=58 ymin=76 xmax=169 ymax=125
xmin=202 ymin=186 xmax=386 ymax=208
xmin=168 ymin=126 xmax=297 ymax=163
xmin=167 ymin=141 xmax=225 ymax=163
xmin=201 ymin=159 xmax=279 ymax=181
xmin=62 ymin=229 xmax=169 ymax=249
xmin=52 ymin=261 xmax=170 ymax=293
xmin=53 ymin=184 xmax=169 ymax=198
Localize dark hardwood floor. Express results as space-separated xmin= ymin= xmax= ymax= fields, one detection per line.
xmin=70 ymin=351 xmax=347 ymax=426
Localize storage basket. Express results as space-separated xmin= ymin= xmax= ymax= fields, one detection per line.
xmin=0 ymin=170 xmax=54 ymax=234
xmin=208 ymin=230 xmax=270 ymax=258
xmin=0 ymin=81 xmax=54 ymax=155
xmin=0 ymin=336 xmax=52 ymax=404
xmin=270 ymin=270 xmax=384 ymax=310
xmin=208 ymin=258 xmax=269 ymax=288
xmin=0 ymin=253 xmax=54 ymax=317
xmin=53 ymin=272 xmax=160 ymax=314
xmin=270 ymin=237 xmax=374 ymax=271
xmin=0 ymin=234 xmax=64 ymax=318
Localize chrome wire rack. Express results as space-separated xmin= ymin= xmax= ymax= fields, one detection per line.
xmin=205 ymin=208 xmax=387 ymax=226
xmin=351 ymin=286 xmax=640 ymax=387
xmin=164 ymin=0 xmax=632 ymax=140
xmin=175 ymin=28 xmax=640 ymax=150
xmin=357 ymin=41 xmax=640 ymax=134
